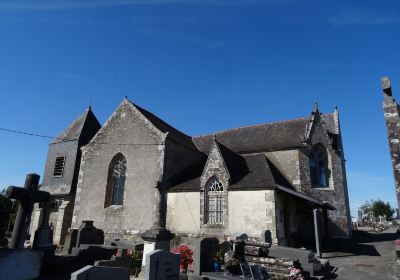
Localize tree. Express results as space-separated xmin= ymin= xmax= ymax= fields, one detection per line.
xmin=360 ymin=199 xmax=395 ymax=221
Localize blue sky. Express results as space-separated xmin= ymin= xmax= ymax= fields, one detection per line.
xmin=0 ymin=0 xmax=399 ymax=218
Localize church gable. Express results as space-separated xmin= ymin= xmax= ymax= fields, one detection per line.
xmin=200 ymin=139 xmax=231 ymax=188
xmin=306 ymin=104 xmax=333 ymax=148
xmin=85 ymin=98 xmax=166 ymax=151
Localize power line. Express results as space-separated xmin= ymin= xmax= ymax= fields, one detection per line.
xmin=0 ymin=126 xmax=165 ymax=146
xmin=0 ymin=127 xmax=55 ymax=139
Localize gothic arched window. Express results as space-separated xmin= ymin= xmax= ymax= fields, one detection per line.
xmin=205 ymin=177 xmax=224 ymax=225
xmin=309 ymin=144 xmax=329 ymax=188
xmin=104 ymin=153 xmax=127 ymax=207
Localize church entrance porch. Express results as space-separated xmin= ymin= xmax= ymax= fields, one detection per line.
xmin=275 ymin=186 xmax=335 ymax=253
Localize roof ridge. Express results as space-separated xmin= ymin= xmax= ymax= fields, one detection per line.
xmin=127 ymin=98 xmax=192 ymax=139
xmin=193 ymin=116 xmax=310 ymax=138
xmin=52 ymin=108 xmax=92 ymax=143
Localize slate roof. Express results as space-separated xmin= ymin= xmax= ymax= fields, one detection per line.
xmin=193 ymin=113 xmax=338 ymax=154
xmin=130 ymin=100 xmax=199 ymax=150
xmin=215 ymin=141 xmax=248 ymax=184
xmin=168 ymin=153 xmax=293 ymax=192
xmin=193 ymin=118 xmax=310 ymax=154
xmin=52 ymin=107 xmax=100 ymax=144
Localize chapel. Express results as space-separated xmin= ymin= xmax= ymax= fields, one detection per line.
xmin=30 ymin=98 xmax=351 ymax=248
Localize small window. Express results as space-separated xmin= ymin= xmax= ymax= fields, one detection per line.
xmin=53 ymin=156 xmax=65 ymax=177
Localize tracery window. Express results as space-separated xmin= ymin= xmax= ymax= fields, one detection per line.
xmin=104 ymin=153 xmax=127 ymax=207
xmin=309 ymin=144 xmax=329 ymax=188
xmin=205 ymin=177 xmax=224 ymax=225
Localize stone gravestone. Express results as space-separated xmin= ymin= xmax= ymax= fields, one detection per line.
xmin=0 ymin=197 xmax=12 ymax=246
xmin=62 ymin=229 xmax=78 ymax=255
xmin=5 ymin=174 xmax=50 ymax=249
xmin=145 ymin=249 xmax=180 ymax=280
xmin=76 ymin=220 xmax=104 ymax=247
xmin=142 ymin=243 xmax=155 ymax=267
xmin=261 ymin=230 xmax=272 ymax=244
xmin=194 ymin=237 xmax=219 ymax=276
xmin=32 ymin=202 xmax=54 ymax=252
xmin=71 ymin=265 xmax=129 ymax=280
xmin=236 ymin=233 xmax=249 ymax=241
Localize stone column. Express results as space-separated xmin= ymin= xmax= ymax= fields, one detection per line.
xmin=54 ymin=200 xmax=70 ymax=245
xmin=313 ymin=209 xmax=322 ymax=258
xmin=29 ymin=205 xmax=43 ymax=246
xmin=381 ymin=77 xmax=400 ymax=210
xmin=140 ymin=181 xmax=174 ymax=251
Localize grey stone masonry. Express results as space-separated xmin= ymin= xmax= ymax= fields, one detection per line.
xmin=145 ymin=249 xmax=180 ymax=280
xmin=382 ymin=77 xmax=400 ymax=210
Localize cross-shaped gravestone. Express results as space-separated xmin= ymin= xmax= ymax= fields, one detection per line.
xmin=5 ymin=173 xmax=50 ymax=249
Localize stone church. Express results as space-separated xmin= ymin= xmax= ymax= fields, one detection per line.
xmin=30 ymin=97 xmax=351 ymax=248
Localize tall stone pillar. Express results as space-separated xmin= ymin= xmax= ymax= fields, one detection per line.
xmin=381 ymin=77 xmax=400 ymax=210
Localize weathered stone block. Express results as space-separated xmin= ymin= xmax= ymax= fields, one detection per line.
xmin=71 ymin=265 xmax=129 ymax=280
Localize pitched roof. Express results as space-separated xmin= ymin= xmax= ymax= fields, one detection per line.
xmin=129 ymin=100 xmax=198 ymax=150
xmin=193 ymin=112 xmax=340 ymax=154
xmin=193 ymin=117 xmax=310 ymax=154
xmin=215 ymin=141 xmax=248 ymax=183
xmin=168 ymin=153 xmax=292 ymax=192
xmin=52 ymin=107 xmax=100 ymax=144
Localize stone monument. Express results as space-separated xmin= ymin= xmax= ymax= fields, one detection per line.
xmin=140 ymin=181 xmax=175 ymax=251
xmin=145 ymin=249 xmax=180 ymax=280
xmin=5 ymin=174 xmax=50 ymax=249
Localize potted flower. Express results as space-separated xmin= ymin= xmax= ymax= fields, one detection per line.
xmin=172 ymin=245 xmax=194 ymax=273
xmin=289 ymin=267 xmax=304 ymax=280
xmin=212 ymin=251 xmax=224 ymax=271
xmin=127 ymin=249 xmax=143 ymax=276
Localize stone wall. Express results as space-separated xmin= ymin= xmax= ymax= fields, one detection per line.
xmin=199 ymin=141 xmax=231 ymax=236
xmin=228 ymin=190 xmax=277 ymax=242
xmin=166 ymin=192 xmax=201 ymax=233
xmin=72 ymin=100 xmax=165 ymax=238
xmin=167 ymin=190 xmax=277 ymax=242
xmin=42 ymin=140 xmax=79 ymax=194
xmin=302 ymin=113 xmax=352 ymax=237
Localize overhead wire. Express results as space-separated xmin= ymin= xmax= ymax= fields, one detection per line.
xmin=0 ymin=126 xmax=165 ymax=146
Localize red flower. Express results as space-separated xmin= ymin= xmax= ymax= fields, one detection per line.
xmin=172 ymin=245 xmax=193 ymax=266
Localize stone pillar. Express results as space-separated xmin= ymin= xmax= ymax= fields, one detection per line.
xmin=313 ymin=209 xmax=322 ymax=258
xmin=29 ymin=206 xmax=43 ymax=246
xmin=140 ymin=181 xmax=174 ymax=250
xmin=54 ymin=200 xmax=70 ymax=245
xmin=381 ymin=77 xmax=400 ymax=210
